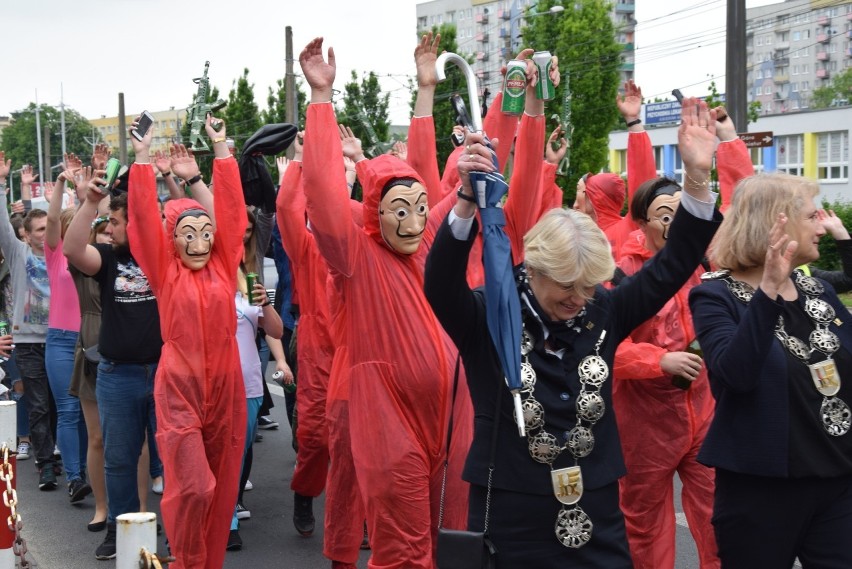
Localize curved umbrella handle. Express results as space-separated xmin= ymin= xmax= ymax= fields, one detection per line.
xmin=435 ymin=52 xmax=483 ymax=134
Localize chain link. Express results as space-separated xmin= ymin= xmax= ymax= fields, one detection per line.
xmin=0 ymin=443 xmax=31 ymax=567
xmin=139 ymin=547 xmax=164 ymax=569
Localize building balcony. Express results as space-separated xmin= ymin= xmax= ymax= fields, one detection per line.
xmin=848 ymin=47 xmax=852 ymax=57
xmin=817 ymin=68 xmax=830 ymax=78
xmin=774 ymin=74 xmax=790 ymax=84
xmin=501 ymin=47 xmax=512 ymax=59
xmin=817 ymin=51 xmax=829 ymax=61
xmin=498 ymin=8 xmax=510 ymax=20
xmin=476 ymin=51 xmax=489 ymax=62
xmin=817 ymin=33 xmax=830 ymax=43
xmin=774 ymin=40 xmax=790 ymax=50
xmin=622 ymin=42 xmax=634 ymax=52
xmin=774 ymin=57 xmax=790 ymax=66
xmin=476 ymin=32 xmax=489 ymax=43
xmin=818 ymin=15 xmax=830 ymax=26
xmin=499 ymin=27 xmax=510 ymax=38
xmin=620 ymin=61 xmax=635 ymax=71
xmin=774 ymin=91 xmax=787 ymax=101
xmin=848 ymin=11 xmax=852 ymax=20
xmin=615 ymin=2 xmax=635 ymax=13
xmin=476 ymin=12 xmax=489 ymax=24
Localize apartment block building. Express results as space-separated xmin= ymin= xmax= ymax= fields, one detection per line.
xmin=748 ymin=0 xmax=852 ymax=114
xmin=415 ymin=0 xmax=635 ymax=105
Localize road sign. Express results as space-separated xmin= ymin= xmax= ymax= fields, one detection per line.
xmin=738 ymin=131 xmax=774 ymax=148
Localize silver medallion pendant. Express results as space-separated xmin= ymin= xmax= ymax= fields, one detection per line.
xmin=809 ymin=359 xmax=841 ymax=397
xmin=521 ymin=330 xmax=534 ymax=356
xmin=529 ymin=431 xmax=562 ymax=464
xmin=555 ymin=506 xmax=593 ymax=548
xmin=726 ymin=279 xmax=755 ymax=303
xmin=522 ymin=398 xmax=544 ymax=431
xmin=805 ymin=298 xmax=835 ymax=324
xmin=821 ymin=397 xmax=852 ymax=436
xmin=795 ymin=272 xmax=825 ymax=296
xmin=521 ymin=361 xmax=536 ymax=392
xmin=701 ymin=269 xmax=731 ymax=281
xmin=810 ymin=328 xmax=840 ymax=354
xmin=781 ymin=334 xmax=811 ymax=360
xmin=576 ymin=391 xmax=605 ymax=422
xmin=578 ymin=356 xmax=609 ymax=388
xmin=567 ymin=426 xmax=595 ymax=458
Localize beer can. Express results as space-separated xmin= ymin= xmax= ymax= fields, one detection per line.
xmin=501 ymin=60 xmax=527 ymax=115
xmin=533 ymin=51 xmax=555 ymax=101
xmin=246 ymin=273 xmax=258 ymax=304
xmin=273 ymin=370 xmax=296 ymax=394
xmin=0 ymin=320 xmax=9 ymax=363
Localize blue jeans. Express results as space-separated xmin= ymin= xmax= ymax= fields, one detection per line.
xmin=5 ymin=353 xmax=30 ymax=438
xmin=46 ymin=329 xmax=86 ymax=482
xmin=96 ymin=359 xmax=157 ymax=523
xmin=231 ymin=396 xmax=263 ymax=530
xmin=15 ymin=343 xmax=55 ymax=465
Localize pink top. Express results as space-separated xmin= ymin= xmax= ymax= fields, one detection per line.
xmin=45 ymin=240 xmax=81 ymax=331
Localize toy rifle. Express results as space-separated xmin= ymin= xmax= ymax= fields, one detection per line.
xmin=187 ymin=61 xmax=227 ymax=153
xmin=356 ymin=109 xmax=394 ymax=158
xmin=550 ymin=71 xmax=574 ymax=177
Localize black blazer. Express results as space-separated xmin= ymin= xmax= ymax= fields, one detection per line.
xmin=425 ymin=206 xmax=721 ymax=495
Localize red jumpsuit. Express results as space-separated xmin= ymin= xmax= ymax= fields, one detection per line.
xmin=277 ymin=160 xmax=332 ymax=500
xmin=613 ymin=230 xmax=719 ymax=569
xmin=716 ymin=138 xmax=754 ymax=213
xmin=127 ymin=160 xmax=247 ymax=569
xmin=302 ymin=102 xmax=465 ymax=569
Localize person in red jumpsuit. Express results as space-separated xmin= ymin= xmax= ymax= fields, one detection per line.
xmin=127 ymin=115 xmax=247 ymax=569
xmin=612 ymin=178 xmax=720 ymax=569
xmin=298 ymin=36 xmax=486 ymax=568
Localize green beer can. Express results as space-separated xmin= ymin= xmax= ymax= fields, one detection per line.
xmin=246 ymin=273 xmax=258 ymax=304
xmin=501 ymin=60 xmax=527 ymax=115
xmin=533 ymin=51 xmax=555 ymax=101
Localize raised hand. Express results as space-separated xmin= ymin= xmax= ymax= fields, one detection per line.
xmin=154 ymin=150 xmax=172 ymax=175
xmin=85 ymin=168 xmax=109 ymax=204
xmin=21 ymin=164 xmax=38 ymax=186
xmin=169 ymin=144 xmax=201 ymax=180
xmin=414 ymin=32 xmax=440 ymax=88
xmin=391 ymin=141 xmax=408 ymax=162
xmin=43 ymin=181 xmax=55 ymax=201
xmin=129 ymin=114 xmax=154 ymax=161
xmin=545 ymin=127 xmax=567 ymax=165
xmin=548 ymin=55 xmax=560 ymax=88
xmin=204 ymin=113 xmax=226 ymax=141
xmin=677 ymin=97 xmax=717 ymax=174
xmin=0 ymin=151 xmax=11 ymax=180
xmin=761 ymin=213 xmax=797 ymax=297
xmin=92 ymin=143 xmax=111 ymax=170
xmin=72 ymin=166 xmax=95 ymax=203
xmin=293 ymin=130 xmax=304 ymax=160
xmin=817 ymin=209 xmax=851 ymax=240
xmin=712 ymin=105 xmax=737 ymax=142
xmin=616 ymin=80 xmax=643 ymax=121
xmin=338 ymin=125 xmax=364 ymax=162
xmin=277 ymin=156 xmax=291 ymax=185
xmin=299 ymin=37 xmax=336 ymax=101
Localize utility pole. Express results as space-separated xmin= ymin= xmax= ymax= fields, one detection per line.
xmin=60 ymin=83 xmax=67 ymax=158
xmin=726 ymin=0 xmax=747 ymax=131
xmin=34 ymin=90 xmax=45 ymax=190
xmin=43 ymin=125 xmax=51 ymax=186
xmin=285 ymin=25 xmax=296 ymax=158
xmin=118 ymin=93 xmax=127 ymax=165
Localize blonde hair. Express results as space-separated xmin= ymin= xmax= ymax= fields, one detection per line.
xmin=60 ymin=207 xmax=76 ymax=239
xmin=710 ymin=173 xmax=819 ymax=272
xmin=523 ymin=208 xmax=615 ymax=298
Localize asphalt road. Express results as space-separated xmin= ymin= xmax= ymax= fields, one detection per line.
xmin=12 ymin=377 xmax=712 ymax=568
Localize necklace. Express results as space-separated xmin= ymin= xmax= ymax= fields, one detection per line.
xmin=717 ymin=269 xmax=851 ymax=436
xmin=519 ymin=315 xmax=608 ymax=549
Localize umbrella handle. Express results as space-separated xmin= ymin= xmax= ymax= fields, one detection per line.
xmin=435 ymin=52 xmax=483 ymax=134
xmin=512 ymin=391 xmax=525 ymax=437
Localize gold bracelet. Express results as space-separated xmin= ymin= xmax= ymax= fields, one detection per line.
xmin=212 ymin=137 xmax=226 ymax=144
xmin=685 ymin=171 xmax=710 ymax=190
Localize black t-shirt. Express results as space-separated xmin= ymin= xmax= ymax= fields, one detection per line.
xmin=92 ymin=243 xmax=162 ymax=364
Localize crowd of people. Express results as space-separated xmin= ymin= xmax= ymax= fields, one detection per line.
xmin=0 ymin=32 xmax=850 ymax=569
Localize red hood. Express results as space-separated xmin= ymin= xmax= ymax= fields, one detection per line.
xmin=586 ymin=173 xmax=626 ymax=231
xmin=164 ymin=198 xmax=209 ymax=258
xmin=356 ymin=154 xmax=426 ymax=251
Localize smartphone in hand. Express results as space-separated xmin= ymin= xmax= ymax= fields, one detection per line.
xmin=131 ymin=111 xmax=155 ymax=141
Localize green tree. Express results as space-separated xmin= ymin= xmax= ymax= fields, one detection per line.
xmin=811 ymin=68 xmax=852 ymax=109
xmin=223 ymin=68 xmax=261 ymax=154
xmin=337 ymin=70 xmax=391 ymax=157
xmin=704 ymin=80 xmax=761 ymax=124
xmin=523 ymin=0 xmax=623 ymax=203
xmin=261 ymin=77 xmax=308 ymax=126
xmin=0 ymin=103 xmax=94 ymax=178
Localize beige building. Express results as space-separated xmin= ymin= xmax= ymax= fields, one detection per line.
xmin=88 ymin=108 xmax=187 ymax=154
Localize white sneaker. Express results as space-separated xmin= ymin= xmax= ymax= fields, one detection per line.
xmin=244 ymin=479 xmax=253 ymax=491
xmin=53 ymin=445 xmax=61 ymax=457
xmin=151 ymin=477 xmax=164 ymax=494
xmin=236 ymin=502 xmax=251 ymax=520
xmin=16 ymin=442 xmax=30 ymax=460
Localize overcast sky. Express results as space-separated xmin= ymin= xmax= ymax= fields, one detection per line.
xmin=2 ymin=0 xmax=778 ymax=127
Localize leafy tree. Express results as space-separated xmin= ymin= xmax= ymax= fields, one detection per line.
xmin=0 ymin=103 xmax=94 ymax=179
xmin=811 ymin=68 xmax=852 ymax=109
xmin=261 ymin=77 xmax=308 ymax=127
xmin=704 ymin=80 xmax=761 ymax=124
xmin=523 ymin=0 xmax=623 ymax=203
xmin=223 ymin=68 xmax=261 ymax=154
xmin=337 ymin=70 xmax=392 ymax=157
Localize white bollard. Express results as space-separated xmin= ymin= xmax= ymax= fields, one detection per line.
xmin=116 ymin=512 xmax=157 ymax=569
xmin=0 ymin=400 xmax=16 ymax=569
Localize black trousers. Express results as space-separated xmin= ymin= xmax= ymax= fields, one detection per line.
xmin=468 ymin=481 xmax=633 ymax=568
xmin=714 ymin=469 xmax=852 ymax=569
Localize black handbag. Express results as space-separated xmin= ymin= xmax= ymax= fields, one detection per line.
xmin=436 ymin=357 xmax=503 ymax=569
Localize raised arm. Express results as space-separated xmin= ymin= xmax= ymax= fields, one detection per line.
xmin=46 ymin=153 xmax=82 ymax=250
xmin=0 ymin=153 xmax=23 ymax=259
xmin=170 ymin=143 xmax=215 ymax=227
xmin=126 ymin=116 xmax=169 ymax=294
xmin=154 ymin=150 xmax=184 ymax=200
xmin=63 ymin=170 xmax=106 ymax=276
xmin=275 ymin=153 xmax=310 ymax=264
xmin=713 ymin=107 xmax=752 ymax=214
xmin=619 ymin=81 xmax=656 ymax=217
xmin=539 ymin=127 xmax=567 ymax=217
xmin=407 ymin=32 xmax=443 ymax=206
xmin=206 ymin=116 xmax=248 ymax=272
xmin=299 ymin=37 xmax=359 ymax=277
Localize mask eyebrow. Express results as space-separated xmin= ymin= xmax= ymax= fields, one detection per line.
xmin=390 ymin=197 xmax=413 ymax=206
